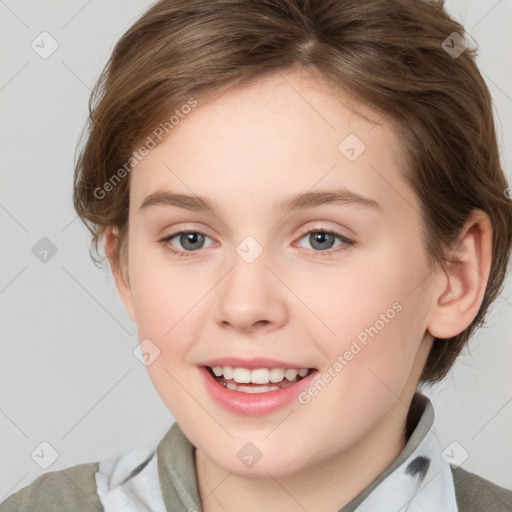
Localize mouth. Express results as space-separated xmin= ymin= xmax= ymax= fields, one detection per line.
xmin=199 ymin=357 xmax=318 ymax=415
xmin=204 ymin=365 xmax=314 ymax=394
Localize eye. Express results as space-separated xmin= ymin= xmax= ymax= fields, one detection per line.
xmin=295 ymin=228 xmax=355 ymax=255
xmin=159 ymin=230 xmax=214 ymax=257
xmin=159 ymin=228 xmax=355 ymax=258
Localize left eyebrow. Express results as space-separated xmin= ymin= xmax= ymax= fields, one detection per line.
xmin=139 ymin=188 xmax=383 ymax=213
xmin=277 ymin=188 xmax=383 ymax=213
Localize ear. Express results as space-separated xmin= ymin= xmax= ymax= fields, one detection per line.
xmin=427 ymin=210 xmax=493 ymax=339
xmin=104 ymin=226 xmax=136 ymax=322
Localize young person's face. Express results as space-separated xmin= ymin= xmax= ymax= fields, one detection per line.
xmin=116 ymin=70 xmax=438 ymax=477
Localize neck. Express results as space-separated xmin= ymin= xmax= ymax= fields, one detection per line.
xmin=195 ymin=397 xmax=415 ymax=512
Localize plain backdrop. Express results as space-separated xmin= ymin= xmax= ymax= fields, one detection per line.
xmin=0 ymin=0 xmax=511 ymax=501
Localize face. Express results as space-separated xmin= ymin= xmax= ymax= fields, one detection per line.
xmin=115 ymin=69 xmax=437 ymax=478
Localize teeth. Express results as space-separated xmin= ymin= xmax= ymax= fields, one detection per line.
xmin=209 ymin=365 xmax=310 ymax=384
xmin=235 ymin=383 xmax=282 ymax=393
xmin=233 ymin=368 xmax=251 ymax=383
xmin=269 ymin=368 xmax=285 ymax=383
xmin=226 ymin=381 xmax=237 ymax=391
xmin=212 ymin=366 xmax=223 ymax=377
xmin=251 ymin=368 xmax=270 ymax=384
xmin=284 ymin=369 xmax=298 ymax=381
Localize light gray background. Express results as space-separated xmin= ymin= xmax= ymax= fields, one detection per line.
xmin=0 ymin=0 xmax=511 ymax=501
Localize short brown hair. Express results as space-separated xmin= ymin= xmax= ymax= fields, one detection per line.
xmin=73 ymin=0 xmax=512 ymax=384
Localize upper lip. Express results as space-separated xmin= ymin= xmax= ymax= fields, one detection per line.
xmin=200 ymin=357 xmax=313 ymax=370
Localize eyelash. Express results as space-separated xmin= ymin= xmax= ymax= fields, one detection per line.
xmin=159 ymin=228 xmax=355 ymax=259
xmin=295 ymin=227 xmax=355 ymax=256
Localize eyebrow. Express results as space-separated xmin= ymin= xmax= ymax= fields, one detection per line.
xmin=139 ymin=188 xmax=383 ymax=213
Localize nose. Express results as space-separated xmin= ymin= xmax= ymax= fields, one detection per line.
xmin=214 ymin=248 xmax=288 ymax=334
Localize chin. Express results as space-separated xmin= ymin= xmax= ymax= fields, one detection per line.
xmin=204 ymin=438 xmax=313 ymax=479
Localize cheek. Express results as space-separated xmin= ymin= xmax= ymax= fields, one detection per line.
xmin=306 ymin=247 xmax=423 ymax=334
xmin=128 ymin=255 xmax=204 ymax=411
xmin=127 ymin=246 xmax=217 ymax=390
xmin=309 ymin=240 xmax=429 ymax=377
xmin=127 ymin=246 xmax=203 ymax=337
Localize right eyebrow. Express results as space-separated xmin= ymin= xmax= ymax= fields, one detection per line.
xmin=139 ymin=191 xmax=215 ymax=212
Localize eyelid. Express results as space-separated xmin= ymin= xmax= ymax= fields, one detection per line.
xmin=158 ymin=230 xmax=215 ymax=259
xmin=160 ymin=229 xmax=216 ymax=247
xmin=294 ymin=224 xmax=353 ymax=240
xmin=293 ymin=226 xmax=355 ymax=255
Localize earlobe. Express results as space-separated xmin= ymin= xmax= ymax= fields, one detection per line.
xmin=427 ymin=210 xmax=493 ymax=339
xmin=104 ymin=226 xmax=136 ymax=322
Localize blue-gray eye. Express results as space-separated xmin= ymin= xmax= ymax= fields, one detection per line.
xmin=297 ymin=230 xmax=351 ymax=252
xmin=163 ymin=231 xmax=213 ymax=252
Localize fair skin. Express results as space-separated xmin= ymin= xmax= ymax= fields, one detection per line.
xmin=106 ymin=69 xmax=492 ymax=512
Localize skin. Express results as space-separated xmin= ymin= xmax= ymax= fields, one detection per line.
xmin=106 ymin=68 xmax=492 ymax=512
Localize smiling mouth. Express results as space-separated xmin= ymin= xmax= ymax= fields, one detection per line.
xmin=205 ymin=365 xmax=315 ymax=394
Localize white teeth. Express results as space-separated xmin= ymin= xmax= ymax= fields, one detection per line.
xmin=233 ymin=368 xmax=251 ymax=383
xmin=223 ymin=366 xmax=234 ymax=380
xmin=251 ymin=368 xmax=270 ymax=384
xmin=284 ymin=369 xmax=298 ymax=381
xmin=235 ymin=383 xmax=280 ymax=393
xmin=209 ymin=365 xmax=310 ymax=384
xmin=269 ymin=368 xmax=285 ymax=383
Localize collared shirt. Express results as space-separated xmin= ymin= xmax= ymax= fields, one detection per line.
xmin=2 ymin=392 xmax=512 ymax=511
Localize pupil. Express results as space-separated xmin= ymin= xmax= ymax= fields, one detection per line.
xmin=181 ymin=232 xmax=204 ymax=250
xmin=311 ymin=232 xmax=334 ymax=250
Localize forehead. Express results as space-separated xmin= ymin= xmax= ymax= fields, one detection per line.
xmin=130 ymin=70 xmax=416 ymax=217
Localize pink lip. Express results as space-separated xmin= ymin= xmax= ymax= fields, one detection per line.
xmin=199 ymin=366 xmax=317 ymax=416
xmin=200 ymin=357 xmax=311 ymax=370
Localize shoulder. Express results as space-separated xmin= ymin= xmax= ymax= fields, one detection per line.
xmin=451 ymin=465 xmax=512 ymax=512
xmin=0 ymin=461 xmax=102 ymax=512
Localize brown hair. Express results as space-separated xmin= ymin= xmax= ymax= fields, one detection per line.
xmin=73 ymin=0 xmax=512 ymax=384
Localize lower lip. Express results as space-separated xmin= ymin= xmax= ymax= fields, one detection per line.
xmin=199 ymin=366 xmax=317 ymax=416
